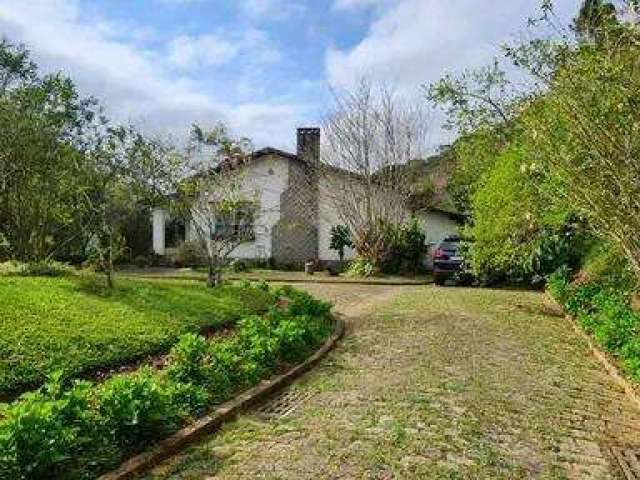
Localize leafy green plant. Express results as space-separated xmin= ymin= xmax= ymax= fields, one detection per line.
xmin=346 ymin=258 xmax=376 ymax=278
xmin=229 ymin=259 xmax=248 ymax=273
xmin=166 ymin=334 xmax=211 ymax=387
xmin=97 ymin=368 xmax=202 ymax=451
xmin=0 ymin=260 xmax=75 ymax=277
xmin=383 ymin=218 xmax=426 ymax=275
xmin=329 ymin=225 xmax=353 ymax=264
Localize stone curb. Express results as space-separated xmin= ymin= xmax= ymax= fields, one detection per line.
xmin=98 ymin=316 xmax=345 ymax=480
xmin=566 ymin=314 xmax=640 ymax=411
xmin=120 ymin=273 xmax=430 ymax=286
xmin=546 ymin=294 xmax=640 ymax=411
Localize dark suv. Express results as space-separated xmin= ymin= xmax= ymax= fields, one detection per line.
xmin=433 ymin=235 xmax=463 ymax=286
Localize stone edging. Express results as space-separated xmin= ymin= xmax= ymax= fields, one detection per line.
xmin=566 ymin=314 xmax=640 ymax=411
xmin=546 ymin=294 xmax=640 ymax=411
xmin=98 ymin=316 xmax=346 ymax=480
xmin=120 ymin=273 xmax=430 ymax=286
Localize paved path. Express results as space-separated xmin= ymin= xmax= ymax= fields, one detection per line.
xmin=143 ymin=285 xmax=640 ymax=479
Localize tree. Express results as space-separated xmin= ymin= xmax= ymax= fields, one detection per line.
xmin=0 ymin=40 xmax=105 ymax=262
xmin=175 ymin=123 xmax=258 ymax=287
xmin=426 ymin=60 xmax=516 ymax=134
xmin=426 ymin=60 xmax=522 ymax=213
xmin=520 ymin=30 xmax=640 ymax=278
xmin=574 ymin=0 xmax=618 ymax=41
xmin=329 ymin=225 xmax=352 ymax=265
xmin=320 ymin=79 xmax=429 ymax=270
xmin=81 ymin=126 xmax=182 ymax=288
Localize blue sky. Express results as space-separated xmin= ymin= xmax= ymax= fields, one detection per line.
xmin=0 ymin=0 xmax=581 ymax=150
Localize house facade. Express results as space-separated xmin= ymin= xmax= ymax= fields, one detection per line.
xmin=151 ymin=127 xmax=462 ymax=267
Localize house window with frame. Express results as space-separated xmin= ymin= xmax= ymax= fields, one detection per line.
xmin=212 ymin=203 xmax=256 ymax=242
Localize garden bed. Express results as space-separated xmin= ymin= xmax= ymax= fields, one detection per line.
xmin=0 ymin=275 xmax=274 ymax=401
xmin=547 ymin=270 xmax=640 ymax=394
xmin=0 ymin=284 xmax=334 ymax=480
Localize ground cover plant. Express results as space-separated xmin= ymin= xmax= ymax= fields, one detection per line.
xmin=0 ymin=283 xmax=333 ymax=479
xmin=0 ymin=274 xmax=275 ymax=400
xmin=547 ymin=242 xmax=640 ymax=380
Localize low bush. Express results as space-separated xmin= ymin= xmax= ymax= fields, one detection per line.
xmin=229 ymin=259 xmax=248 ymax=273
xmin=173 ymin=241 xmax=203 ymax=267
xmin=0 ymin=260 xmax=74 ymax=277
xmin=0 ymin=284 xmax=333 ymax=479
xmin=346 ymin=258 xmax=376 ymax=277
xmin=132 ymin=255 xmax=151 ymax=268
xmin=382 ymin=219 xmax=426 ymax=275
xmin=548 ymin=246 xmax=640 ymax=382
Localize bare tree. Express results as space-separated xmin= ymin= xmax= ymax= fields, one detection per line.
xmin=175 ymin=123 xmax=259 ymax=287
xmin=320 ymin=80 xmax=429 ymax=269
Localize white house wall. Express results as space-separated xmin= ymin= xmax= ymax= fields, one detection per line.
xmin=317 ymin=178 xmax=355 ymax=262
xmin=418 ymin=211 xmax=460 ymax=246
xmin=187 ymin=154 xmax=289 ymax=260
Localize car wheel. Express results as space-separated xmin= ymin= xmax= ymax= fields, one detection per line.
xmin=434 ymin=273 xmax=446 ymax=286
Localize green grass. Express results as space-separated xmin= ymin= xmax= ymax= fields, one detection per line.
xmin=0 ymin=275 xmax=274 ymax=400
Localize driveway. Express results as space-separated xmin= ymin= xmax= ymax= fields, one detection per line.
xmin=143 ymin=285 xmax=640 ymax=479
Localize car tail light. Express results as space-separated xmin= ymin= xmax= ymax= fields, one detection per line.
xmin=434 ymin=248 xmax=449 ymax=260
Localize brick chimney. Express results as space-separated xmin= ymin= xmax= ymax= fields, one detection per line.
xmin=296 ymin=127 xmax=320 ymax=165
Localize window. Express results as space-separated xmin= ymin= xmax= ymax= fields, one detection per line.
xmin=212 ymin=203 xmax=255 ymax=242
xmin=166 ymin=218 xmax=186 ymax=248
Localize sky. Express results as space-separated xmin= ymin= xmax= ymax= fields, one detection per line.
xmin=0 ymin=0 xmax=582 ymax=151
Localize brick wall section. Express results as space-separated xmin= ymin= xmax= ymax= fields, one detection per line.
xmin=271 ymin=128 xmax=320 ymax=265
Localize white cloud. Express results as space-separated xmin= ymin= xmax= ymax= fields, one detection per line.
xmin=0 ymin=0 xmax=309 ymax=149
xmin=168 ymin=34 xmax=238 ymax=70
xmin=326 ymin=0 xmax=582 ymax=146
xmin=327 ymin=1 xmax=582 ymax=88
xmin=331 ymin=0 xmax=388 ymax=11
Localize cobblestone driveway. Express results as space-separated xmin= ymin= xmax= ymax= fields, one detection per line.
xmin=143 ymin=285 xmax=640 ymax=479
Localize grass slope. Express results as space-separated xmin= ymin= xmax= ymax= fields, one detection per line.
xmin=0 ymin=276 xmax=274 ymax=400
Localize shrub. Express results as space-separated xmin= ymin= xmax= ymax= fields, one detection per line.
xmin=133 ymin=255 xmax=151 ymax=268
xmin=166 ymin=334 xmax=211 ymax=387
xmin=0 ymin=376 xmax=102 ymax=479
xmin=579 ymin=241 xmax=638 ymax=292
xmin=237 ymin=315 xmax=279 ymax=372
xmin=546 ymin=267 xmax=572 ymax=306
xmin=273 ymin=285 xmax=332 ymax=318
xmin=548 ymin=254 xmax=640 ymax=381
xmin=0 ymin=260 xmax=74 ymax=277
xmin=382 ymin=218 xmax=426 ymax=275
xmin=346 ymin=258 xmax=376 ymax=277
xmin=229 ymin=259 xmax=248 ymax=273
xmin=97 ymin=368 xmax=206 ymax=451
xmin=173 ymin=241 xmax=203 ymax=267
xmin=0 ymin=421 xmax=18 ymax=479
xmin=329 ymin=225 xmax=353 ymax=263
xmin=580 ymin=289 xmax=639 ymax=354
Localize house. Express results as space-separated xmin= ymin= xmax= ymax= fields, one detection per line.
xmin=151 ymin=127 xmax=463 ymax=268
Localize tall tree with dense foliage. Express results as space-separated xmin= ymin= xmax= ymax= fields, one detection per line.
xmin=0 ymin=40 xmax=104 ymax=261
xmin=427 ymin=1 xmax=640 ymax=284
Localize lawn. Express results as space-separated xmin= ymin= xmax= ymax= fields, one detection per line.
xmin=0 ymin=275 xmax=275 ymax=400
